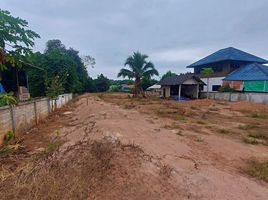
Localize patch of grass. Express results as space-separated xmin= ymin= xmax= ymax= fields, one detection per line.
xmin=243 ymin=137 xmax=259 ymax=145
xmin=176 ymin=115 xmax=186 ymax=121
xmin=238 ymin=124 xmax=259 ymax=130
xmin=248 ymin=131 xmax=267 ymax=140
xmin=250 ymin=113 xmax=268 ymax=119
xmin=0 ymin=146 xmax=12 ymax=158
xmin=245 ymin=160 xmax=268 ymax=182
xmin=217 ymin=128 xmax=230 ymax=134
xmin=209 ymin=107 xmax=219 ymax=112
xmin=163 ymin=123 xmax=181 ymax=130
xmin=33 ymin=140 xmax=62 ymax=160
xmin=196 ymin=120 xmax=207 ymax=125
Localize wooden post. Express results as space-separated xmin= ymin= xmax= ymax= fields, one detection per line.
xmin=196 ymin=84 xmax=199 ymax=99
xmin=178 ymin=84 xmax=181 ymax=101
xmin=10 ymin=107 xmax=16 ymax=133
xmin=34 ymin=101 xmax=38 ymax=125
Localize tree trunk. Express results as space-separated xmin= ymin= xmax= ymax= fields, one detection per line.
xmin=133 ymin=78 xmax=145 ymax=98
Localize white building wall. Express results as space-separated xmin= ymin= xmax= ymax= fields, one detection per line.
xmin=201 ymin=77 xmax=225 ymax=92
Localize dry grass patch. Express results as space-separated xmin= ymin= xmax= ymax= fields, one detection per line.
xmin=244 ymin=159 xmax=268 ymax=183
xmin=163 ymin=123 xmax=181 ymax=130
xmin=243 ymin=137 xmax=259 ymax=145
xmin=217 ymin=128 xmax=230 ymax=134
xmin=238 ymin=124 xmax=259 ymax=130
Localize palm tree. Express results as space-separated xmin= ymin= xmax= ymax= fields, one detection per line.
xmin=201 ymin=67 xmax=214 ymax=98
xmin=118 ymin=52 xmax=159 ymax=97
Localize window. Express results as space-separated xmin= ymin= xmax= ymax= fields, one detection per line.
xmin=212 ymin=85 xmax=221 ymax=91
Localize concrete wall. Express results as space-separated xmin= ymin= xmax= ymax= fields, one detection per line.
xmin=200 ymin=92 xmax=268 ymax=104
xmin=0 ymin=93 xmax=72 ymax=142
xmin=201 ymin=77 xmax=225 ymax=92
xmin=161 ymin=86 xmax=171 ymax=98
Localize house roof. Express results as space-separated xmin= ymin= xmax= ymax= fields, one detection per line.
xmin=224 ymin=63 xmax=268 ymax=81
xmin=159 ymin=73 xmax=205 ymax=86
xmin=147 ymin=84 xmax=161 ymax=90
xmin=187 ymin=47 xmax=268 ymax=68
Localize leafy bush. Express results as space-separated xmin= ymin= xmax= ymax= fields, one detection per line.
xmin=109 ymin=85 xmax=119 ymax=92
xmin=0 ymin=92 xmax=17 ymax=107
xmin=219 ymin=84 xmax=234 ymax=92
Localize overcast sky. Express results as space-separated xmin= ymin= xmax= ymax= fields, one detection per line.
xmin=1 ymin=0 xmax=268 ymax=79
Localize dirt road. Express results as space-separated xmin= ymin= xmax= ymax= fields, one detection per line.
xmin=60 ymin=94 xmax=268 ymax=199
xmin=1 ymin=93 xmax=268 ymax=199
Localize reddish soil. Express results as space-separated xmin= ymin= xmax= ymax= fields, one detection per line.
xmin=1 ymin=93 xmax=268 ymax=200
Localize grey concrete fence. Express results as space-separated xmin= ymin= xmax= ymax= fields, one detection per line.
xmin=200 ymin=92 xmax=268 ymax=104
xmin=0 ymin=93 xmax=72 ymax=141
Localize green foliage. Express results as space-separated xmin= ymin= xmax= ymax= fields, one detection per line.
xmin=219 ymin=84 xmax=234 ymax=92
xmin=118 ymin=51 xmax=159 ymax=97
xmin=0 ymin=92 xmax=17 ymax=107
xmin=0 ymin=9 xmax=40 ymax=70
xmin=45 ymin=76 xmax=64 ymax=99
xmin=4 ymin=131 xmax=14 ymax=143
xmin=201 ymin=67 xmax=214 ymax=76
xmin=141 ymin=77 xmax=158 ymax=90
xmin=161 ymin=70 xmax=176 ymax=80
xmin=27 ymin=40 xmax=95 ymax=97
xmin=94 ymin=74 xmax=110 ymax=92
xmin=245 ymin=160 xmax=268 ymax=182
xmin=109 ymin=85 xmax=119 ymax=92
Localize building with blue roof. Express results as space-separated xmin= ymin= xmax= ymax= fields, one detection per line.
xmin=223 ymin=63 xmax=268 ymax=92
xmin=187 ymin=47 xmax=268 ymax=92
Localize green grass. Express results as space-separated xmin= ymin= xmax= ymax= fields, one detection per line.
xmin=245 ymin=160 xmax=268 ymax=182
xmin=33 ymin=140 xmax=62 ymax=160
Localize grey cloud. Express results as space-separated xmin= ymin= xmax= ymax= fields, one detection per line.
xmin=1 ymin=0 xmax=268 ymax=79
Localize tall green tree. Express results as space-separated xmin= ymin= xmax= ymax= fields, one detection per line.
xmin=27 ymin=39 xmax=95 ymax=97
xmin=118 ymin=52 xmax=159 ymax=97
xmin=94 ymin=74 xmax=110 ymax=92
xmin=201 ymin=67 xmax=214 ymax=98
xmin=161 ymin=70 xmax=176 ymax=80
xmin=0 ymin=9 xmax=40 ymax=81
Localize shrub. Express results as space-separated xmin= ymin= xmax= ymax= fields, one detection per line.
xmin=219 ymin=84 xmax=234 ymax=92
xmin=0 ymin=92 xmax=17 ymax=107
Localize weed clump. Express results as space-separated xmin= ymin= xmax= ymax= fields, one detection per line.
xmin=245 ymin=159 xmax=268 ymax=182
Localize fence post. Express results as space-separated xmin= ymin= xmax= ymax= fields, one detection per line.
xmin=47 ymin=98 xmax=51 ymax=113
xmin=34 ymin=101 xmax=38 ymax=125
xmin=10 ymin=107 xmax=16 ymax=133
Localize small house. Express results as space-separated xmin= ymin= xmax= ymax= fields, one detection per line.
xmin=159 ymin=73 xmax=205 ymax=99
xmin=187 ymin=47 xmax=268 ymax=92
xmin=223 ymin=63 xmax=268 ymax=92
xmin=146 ymin=84 xmax=161 ymax=96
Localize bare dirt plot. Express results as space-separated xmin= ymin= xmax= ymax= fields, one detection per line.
xmin=0 ymin=93 xmax=268 ymax=200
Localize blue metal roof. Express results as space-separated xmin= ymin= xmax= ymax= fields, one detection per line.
xmin=187 ymin=47 xmax=268 ymax=68
xmin=223 ymin=63 xmax=268 ymax=81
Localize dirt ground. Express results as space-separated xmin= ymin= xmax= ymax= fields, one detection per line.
xmin=1 ymin=92 xmax=268 ymax=200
